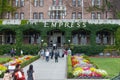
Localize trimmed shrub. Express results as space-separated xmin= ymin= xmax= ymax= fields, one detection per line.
xmin=73 ymin=45 xmax=105 ymax=56
xmin=21 ymin=20 xmax=28 ymax=25
xmin=0 ymin=20 xmax=2 ymax=24
xmin=21 ymin=55 xmax=40 ymax=68
xmin=0 ymin=44 xmax=40 ymax=55
xmin=67 ymin=55 xmax=74 ymax=78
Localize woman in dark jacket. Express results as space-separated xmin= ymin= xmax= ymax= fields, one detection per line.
xmin=54 ymin=49 xmax=59 ymax=63
xmin=27 ymin=64 xmax=34 ymax=80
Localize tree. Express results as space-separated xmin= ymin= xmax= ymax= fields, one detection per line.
xmin=115 ymin=27 xmax=120 ymax=51
xmin=111 ymin=0 xmax=120 ymax=19
xmin=0 ymin=0 xmax=16 ymax=19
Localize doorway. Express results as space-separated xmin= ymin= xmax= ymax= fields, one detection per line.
xmin=47 ymin=29 xmax=65 ymax=47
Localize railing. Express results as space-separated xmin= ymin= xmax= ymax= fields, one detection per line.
xmin=1 ymin=19 xmax=120 ymax=25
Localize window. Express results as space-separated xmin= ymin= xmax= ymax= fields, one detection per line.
xmin=53 ymin=0 xmax=56 ymax=5
xmin=20 ymin=0 xmax=24 ymax=7
xmin=78 ymin=0 xmax=81 ymax=7
xmin=59 ymin=0 xmax=63 ymax=5
xmin=96 ymin=0 xmax=101 ymax=6
xmin=72 ymin=0 xmax=76 ymax=7
xmin=14 ymin=12 xmax=19 ymax=19
xmin=91 ymin=12 xmax=95 ymax=19
xmin=39 ymin=12 xmax=44 ymax=19
xmin=7 ymin=12 xmax=10 ymax=19
xmin=15 ymin=0 xmax=19 ymax=7
xmin=34 ymin=0 xmax=38 ymax=7
xmin=33 ymin=12 xmax=38 ymax=19
xmin=72 ymin=12 xmax=76 ymax=19
xmin=39 ymin=0 xmax=44 ymax=6
xmin=20 ymin=12 xmax=24 ymax=19
xmin=78 ymin=12 xmax=82 ymax=19
xmin=92 ymin=0 xmax=101 ymax=6
xmin=97 ymin=12 xmax=101 ymax=19
xmin=92 ymin=0 xmax=95 ymax=6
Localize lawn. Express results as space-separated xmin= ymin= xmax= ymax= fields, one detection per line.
xmin=0 ymin=57 xmax=11 ymax=64
xmin=90 ymin=57 xmax=120 ymax=79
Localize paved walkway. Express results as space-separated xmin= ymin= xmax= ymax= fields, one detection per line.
xmin=0 ymin=56 xmax=66 ymax=80
xmin=24 ymin=56 xmax=67 ymax=80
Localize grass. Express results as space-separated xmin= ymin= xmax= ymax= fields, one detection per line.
xmin=0 ymin=58 xmax=11 ymax=64
xmin=90 ymin=57 xmax=120 ymax=79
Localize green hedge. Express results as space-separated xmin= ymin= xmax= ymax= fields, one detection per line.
xmin=21 ymin=55 xmax=40 ymax=68
xmin=67 ymin=55 xmax=74 ymax=78
xmin=0 ymin=44 xmax=40 ymax=55
xmin=21 ymin=20 xmax=28 ymax=25
xmin=72 ymin=45 xmax=105 ymax=56
xmin=0 ymin=20 xmax=2 ymax=24
xmin=20 ymin=45 xmax=40 ymax=55
xmin=0 ymin=58 xmax=11 ymax=64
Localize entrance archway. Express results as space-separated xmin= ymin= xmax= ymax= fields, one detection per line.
xmin=72 ymin=29 xmax=90 ymax=45
xmin=96 ymin=30 xmax=114 ymax=45
xmin=0 ymin=29 xmax=16 ymax=44
xmin=23 ymin=29 xmax=41 ymax=44
xmin=47 ymin=29 xmax=65 ymax=47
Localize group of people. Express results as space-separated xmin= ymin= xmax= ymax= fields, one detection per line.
xmin=38 ymin=47 xmax=72 ymax=63
xmin=38 ymin=48 xmax=60 ymax=63
xmin=3 ymin=64 xmax=34 ymax=80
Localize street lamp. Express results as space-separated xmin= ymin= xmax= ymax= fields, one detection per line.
xmin=68 ymin=40 xmax=71 ymax=48
xmin=41 ymin=40 xmax=44 ymax=48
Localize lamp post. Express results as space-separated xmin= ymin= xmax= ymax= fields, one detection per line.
xmin=68 ymin=40 xmax=71 ymax=48
xmin=41 ymin=39 xmax=44 ymax=48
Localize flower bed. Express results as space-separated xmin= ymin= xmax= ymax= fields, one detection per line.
xmin=0 ymin=55 xmax=40 ymax=78
xmin=70 ymin=55 xmax=108 ymax=79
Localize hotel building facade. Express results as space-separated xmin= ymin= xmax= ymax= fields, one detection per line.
xmin=0 ymin=0 xmax=118 ymax=49
xmin=6 ymin=0 xmax=113 ymax=19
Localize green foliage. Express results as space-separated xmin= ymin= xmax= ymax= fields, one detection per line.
xmin=67 ymin=55 xmax=74 ymax=78
xmin=90 ymin=58 xmax=120 ymax=78
xmin=21 ymin=45 xmax=40 ymax=55
xmin=0 ymin=45 xmax=15 ymax=55
xmin=21 ymin=55 xmax=40 ymax=68
xmin=0 ymin=22 xmax=119 ymax=55
xmin=42 ymin=42 xmax=48 ymax=48
xmin=21 ymin=20 xmax=28 ymax=25
xmin=0 ymin=0 xmax=17 ymax=18
xmin=73 ymin=45 xmax=105 ymax=56
xmin=0 ymin=19 xmax=2 ymax=24
xmin=0 ymin=44 xmax=39 ymax=55
xmin=0 ymin=72 xmax=4 ymax=78
xmin=0 ymin=58 xmax=11 ymax=64
xmin=115 ymin=27 xmax=120 ymax=51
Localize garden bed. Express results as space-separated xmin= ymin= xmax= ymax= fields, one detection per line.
xmin=67 ymin=55 xmax=108 ymax=79
xmin=0 ymin=55 xmax=40 ymax=78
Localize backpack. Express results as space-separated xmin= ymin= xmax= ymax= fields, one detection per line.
xmin=15 ymin=71 xmax=25 ymax=80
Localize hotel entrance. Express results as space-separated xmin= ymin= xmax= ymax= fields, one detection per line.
xmin=47 ymin=29 xmax=65 ymax=47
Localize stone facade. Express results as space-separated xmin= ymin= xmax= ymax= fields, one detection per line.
xmin=7 ymin=0 xmax=113 ymax=19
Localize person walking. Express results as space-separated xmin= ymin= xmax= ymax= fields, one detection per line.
xmin=3 ymin=69 xmax=12 ymax=80
xmin=40 ymin=49 xmax=45 ymax=59
xmin=10 ymin=48 xmax=15 ymax=57
xmin=54 ymin=49 xmax=59 ymax=63
xmin=67 ymin=48 xmax=72 ymax=55
xmin=64 ymin=49 xmax=68 ymax=56
xmin=12 ymin=64 xmax=25 ymax=80
xmin=45 ymin=49 xmax=50 ymax=62
xmin=51 ymin=49 xmax=54 ymax=59
xmin=27 ymin=64 xmax=34 ymax=80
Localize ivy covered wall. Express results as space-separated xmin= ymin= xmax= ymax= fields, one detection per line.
xmin=0 ymin=22 xmax=119 ymax=55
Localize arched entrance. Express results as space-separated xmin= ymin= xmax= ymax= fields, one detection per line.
xmin=72 ymin=29 xmax=90 ymax=45
xmin=23 ymin=29 xmax=41 ymax=44
xmin=0 ymin=29 xmax=16 ymax=44
xmin=96 ymin=30 xmax=114 ymax=45
xmin=47 ymin=29 xmax=65 ymax=47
